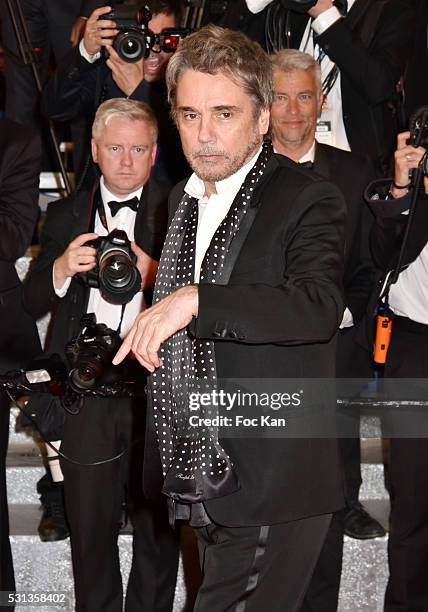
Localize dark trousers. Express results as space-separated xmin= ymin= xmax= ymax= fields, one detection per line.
xmin=0 ymin=392 xmax=15 ymax=606
xmin=383 ymin=316 xmax=428 ymax=611
xmin=60 ymin=396 xmax=179 ymax=612
xmin=193 ymin=513 xmax=331 ymax=612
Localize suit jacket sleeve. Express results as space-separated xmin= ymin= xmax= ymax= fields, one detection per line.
xmin=192 ymin=180 xmax=345 ymax=345
xmin=367 ymin=187 xmax=426 ymax=271
xmin=316 ymin=0 xmax=415 ymax=106
xmin=23 ymin=198 xmax=74 ymax=320
xmin=0 ymin=125 xmax=41 ymax=261
xmin=42 ymin=47 xmax=103 ymax=121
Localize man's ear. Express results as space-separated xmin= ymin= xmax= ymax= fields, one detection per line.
xmin=150 ymin=144 xmax=158 ymax=167
xmin=91 ymin=139 xmax=98 ymax=163
xmin=258 ymin=107 xmax=271 ymax=136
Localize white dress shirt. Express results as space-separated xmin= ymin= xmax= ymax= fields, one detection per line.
xmin=184 ymin=148 xmax=262 ymax=283
xmin=388 ymin=243 xmax=428 ymax=325
xmin=53 ymin=177 xmax=146 ymax=337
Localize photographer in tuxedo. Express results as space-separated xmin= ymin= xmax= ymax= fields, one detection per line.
xmin=23 ymin=98 xmax=177 ymax=612
xmin=42 ymin=0 xmax=188 ymax=186
xmin=0 ymin=119 xmax=41 ymax=607
xmin=270 ymin=48 xmax=380 ymax=610
xmin=366 ymin=125 xmax=428 ymax=611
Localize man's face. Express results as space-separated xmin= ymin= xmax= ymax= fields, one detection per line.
xmin=175 ymin=70 xmax=269 ymax=193
xmin=144 ymin=12 xmax=177 ymax=82
xmin=271 ymin=69 xmax=322 ymax=152
xmin=91 ymin=117 xmax=157 ymax=197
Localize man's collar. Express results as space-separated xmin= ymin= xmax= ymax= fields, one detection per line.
xmin=184 ymin=146 xmax=263 ymax=200
xmin=273 ymin=140 xmax=316 ymax=164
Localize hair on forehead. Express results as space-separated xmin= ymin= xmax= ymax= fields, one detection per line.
xmin=166 ymin=24 xmax=273 ymax=120
xmin=270 ymin=49 xmax=322 ymax=97
xmin=92 ymin=98 xmax=158 ymax=144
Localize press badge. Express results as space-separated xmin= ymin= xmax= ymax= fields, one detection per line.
xmin=316 ymin=118 xmax=333 ymax=145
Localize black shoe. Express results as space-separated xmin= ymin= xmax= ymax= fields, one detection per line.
xmin=343 ymin=501 xmax=386 ymax=540
xmin=38 ymin=485 xmax=70 ymax=542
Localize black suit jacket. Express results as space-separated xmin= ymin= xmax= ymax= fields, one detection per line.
xmin=23 ymin=179 xmax=169 ymax=355
xmin=312 ymin=143 xmax=375 ymax=377
xmin=0 ymin=119 xmax=41 ymax=370
xmin=146 ymin=153 xmax=346 ymax=526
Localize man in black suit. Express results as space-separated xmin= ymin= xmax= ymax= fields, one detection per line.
xmin=366 ymin=131 xmax=428 ymax=611
xmin=0 ymin=119 xmax=42 ymax=606
xmin=23 ymin=99 xmax=178 ymax=612
xmin=206 ymin=0 xmax=416 ymax=176
xmin=114 ymin=25 xmax=346 ymax=611
xmin=270 ymin=48 xmax=381 ymax=610
xmin=42 ymin=0 xmax=188 ymax=187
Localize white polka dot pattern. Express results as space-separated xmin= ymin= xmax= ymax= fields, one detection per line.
xmin=148 ymin=142 xmax=272 ymax=503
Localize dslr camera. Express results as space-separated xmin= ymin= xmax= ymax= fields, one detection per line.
xmin=81 ymin=229 xmax=141 ymax=305
xmin=65 ymin=314 xmax=123 ymax=392
xmin=100 ymin=3 xmax=190 ymax=63
xmin=408 ymin=106 xmax=428 ymax=176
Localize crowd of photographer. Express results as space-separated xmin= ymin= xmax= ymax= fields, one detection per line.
xmin=0 ymin=0 xmax=428 ymax=610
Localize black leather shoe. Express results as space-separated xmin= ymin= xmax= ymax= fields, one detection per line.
xmin=37 ymin=482 xmax=69 ymax=542
xmin=344 ymin=501 xmax=386 ymax=539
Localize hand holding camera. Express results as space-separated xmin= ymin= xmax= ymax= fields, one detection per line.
xmin=54 ymin=232 xmax=98 ymax=289
xmin=391 ymin=106 xmax=428 ymax=198
xmin=83 ymin=6 xmax=118 ymax=57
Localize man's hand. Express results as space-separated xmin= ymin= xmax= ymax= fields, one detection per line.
xmin=105 ymin=47 xmax=144 ymax=96
xmin=70 ymin=16 xmax=87 ymax=47
xmin=83 ymin=6 xmax=117 ymax=57
xmin=308 ymin=0 xmax=334 ymax=18
xmin=391 ymin=131 xmax=428 ymax=198
xmin=112 ymin=285 xmax=199 ymax=371
xmin=131 ymin=242 xmax=159 ymax=290
xmin=54 ymin=233 xmax=98 ymax=289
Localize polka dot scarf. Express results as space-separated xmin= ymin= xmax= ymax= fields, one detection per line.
xmin=149 ymin=142 xmax=272 ymax=504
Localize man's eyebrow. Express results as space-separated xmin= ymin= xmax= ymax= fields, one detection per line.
xmin=176 ymin=105 xmax=242 ymax=112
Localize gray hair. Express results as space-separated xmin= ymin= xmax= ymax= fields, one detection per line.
xmin=92 ymin=98 xmax=158 ymax=144
xmin=166 ymin=24 xmax=274 ymax=119
xmin=270 ymin=49 xmax=322 ymax=98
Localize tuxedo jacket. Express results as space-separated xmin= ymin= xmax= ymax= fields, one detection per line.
xmin=145 ymin=152 xmax=346 ymax=526
xmin=23 ymin=179 xmax=168 ymax=356
xmin=214 ymin=0 xmax=415 ymax=173
xmin=0 ymin=119 xmax=41 ymax=370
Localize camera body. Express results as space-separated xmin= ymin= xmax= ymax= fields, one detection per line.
xmin=99 ymin=3 xmax=190 ymax=62
xmin=65 ymin=314 xmax=123 ymax=392
xmin=408 ymin=106 xmax=428 ymax=176
xmin=81 ymin=229 xmax=141 ymax=306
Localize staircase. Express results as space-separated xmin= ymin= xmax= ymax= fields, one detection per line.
xmin=6 ymin=257 xmax=390 ymax=612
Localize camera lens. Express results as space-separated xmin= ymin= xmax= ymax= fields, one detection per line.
xmin=99 ymin=248 xmax=141 ymax=305
xmin=114 ymin=31 xmax=147 ymax=62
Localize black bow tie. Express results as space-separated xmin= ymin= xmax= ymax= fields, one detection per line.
xmin=107 ymin=196 xmax=139 ymax=217
xmin=300 ymin=161 xmax=313 ymax=169
xmin=333 ymin=0 xmax=348 ymax=16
